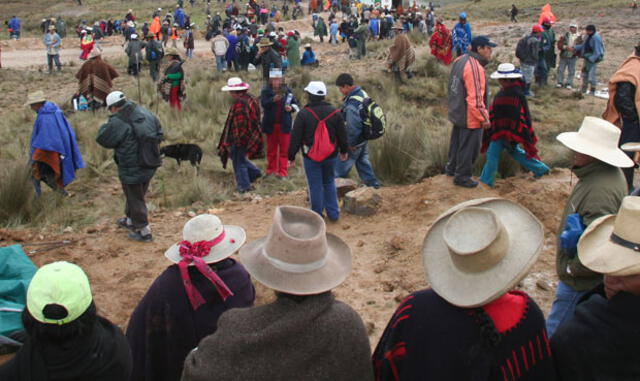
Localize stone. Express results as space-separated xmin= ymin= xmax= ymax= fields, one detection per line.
xmin=536 ymin=278 xmax=553 ymax=291
xmin=344 ymin=187 xmax=382 ymax=216
xmin=388 ymin=235 xmax=406 ymax=250
xmin=187 ymin=211 xmax=196 ymax=217
xmin=335 ymin=178 xmax=358 ymax=198
xmin=63 ymin=226 xmax=74 ymax=233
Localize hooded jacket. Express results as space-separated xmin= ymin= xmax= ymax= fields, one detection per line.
xmin=448 ymin=52 xmax=490 ymax=129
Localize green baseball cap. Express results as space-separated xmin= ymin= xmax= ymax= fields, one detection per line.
xmin=27 ymin=261 xmax=93 ymax=325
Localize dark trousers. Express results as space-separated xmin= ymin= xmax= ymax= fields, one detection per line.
xmin=122 ymin=182 xmax=150 ymax=230
xmin=445 ymin=125 xmax=483 ymax=182
xmin=47 ymin=54 xmax=61 ymax=72
xmin=231 ymin=146 xmax=261 ymax=192
xmin=149 ymin=60 xmax=160 ymax=81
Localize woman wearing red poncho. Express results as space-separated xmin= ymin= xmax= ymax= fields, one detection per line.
xmin=429 ymin=19 xmax=452 ymax=65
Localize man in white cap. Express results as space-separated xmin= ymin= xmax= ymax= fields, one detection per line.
xmin=552 ymin=196 xmax=640 ymax=379
xmin=43 ymin=25 xmax=62 ymax=74
xmin=556 ymin=22 xmax=581 ymax=89
xmin=546 ymin=117 xmax=632 ymax=336
xmin=181 ymin=206 xmax=373 ymax=381
xmin=96 ymin=90 xmax=164 ymax=242
xmin=125 ymin=33 xmax=146 ymax=76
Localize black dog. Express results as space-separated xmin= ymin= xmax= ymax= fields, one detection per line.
xmin=160 ymin=144 xmax=203 ymax=173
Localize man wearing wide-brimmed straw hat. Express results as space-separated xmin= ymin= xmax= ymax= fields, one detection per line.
xmin=386 ymin=21 xmax=415 ymax=81
xmin=254 ymin=38 xmax=282 ymax=81
xmin=373 ymin=198 xmax=556 ymax=379
xmin=551 ymin=196 xmax=640 ymax=379
xmin=127 ymin=213 xmax=255 ymax=381
xmin=181 ymin=206 xmax=373 ymax=381
xmin=546 ymin=116 xmax=632 ymax=336
xmin=43 ymin=24 xmax=62 ymax=74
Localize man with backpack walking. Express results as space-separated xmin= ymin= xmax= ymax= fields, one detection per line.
xmin=289 ymin=81 xmax=348 ymax=221
xmin=96 ymin=91 xmax=164 ymax=242
xmin=334 ymin=73 xmax=382 ymax=188
xmin=516 ymin=25 xmax=542 ymax=97
xmin=145 ymin=33 xmax=164 ymax=81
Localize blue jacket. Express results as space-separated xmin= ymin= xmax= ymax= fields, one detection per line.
xmin=342 ymin=86 xmax=367 ymax=147
xmin=330 ymin=22 xmax=339 ymax=36
xmin=8 ymin=17 xmax=20 ymax=32
xmin=301 ymin=49 xmax=316 ymax=65
xmin=369 ymin=18 xmax=380 ymax=37
xmin=226 ymin=33 xmax=237 ymax=61
xmin=576 ymin=32 xmax=604 ymax=63
xmin=175 ymin=8 xmax=186 ymax=28
xmin=452 ymin=22 xmax=472 ymax=52
xmin=260 ymin=85 xmax=299 ymax=133
xmin=30 ymin=102 xmax=84 ymax=186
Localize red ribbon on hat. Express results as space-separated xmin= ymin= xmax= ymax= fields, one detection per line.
xmin=177 ymin=230 xmax=234 ymax=310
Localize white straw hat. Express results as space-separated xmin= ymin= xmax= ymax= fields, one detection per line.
xmin=422 ymin=198 xmax=543 ymax=307
xmin=490 ymin=63 xmax=523 ymax=79
xmin=239 ymin=206 xmax=352 ymax=295
xmin=578 ymin=196 xmax=640 ymax=276
xmin=557 ymin=117 xmax=634 ymax=168
xmin=221 ymin=77 xmax=250 ymax=92
xmin=165 ymin=214 xmax=246 ymax=264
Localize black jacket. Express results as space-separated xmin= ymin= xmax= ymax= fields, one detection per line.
xmin=288 ymin=101 xmax=348 ymax=161
xmin=254 ymin=47 xmax=282 ymax=80
xmin=615 ymin=81 xmax=640 ymax=144
xmin=551 ymin=286 xmax=640 ymax=381
xmin=260 ymin=84 xmax=299 ymax=134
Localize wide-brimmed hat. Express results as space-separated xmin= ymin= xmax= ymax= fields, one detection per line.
xmin=165 ymin=48 xmax=182 ymax=58
xmin=239 ymin=206 xmax=352 ymax=295
xmin=221 ymin=77 xmax=250 ymax=91
xmin=490 ymin=63 xmax=523 ymax=79
xmin=25 ymin=90 xmax=46 ymax=106
xmin=165 ymin=214 xmax=246 ymax=264
xmin=269 ymin=68 xmax=283 ymax=79
xmin=257 ymin=39 xmax=273 ymax=48
xmin=48 ymin=25 xmax=56 ymax=31
xmin=578 ymin=196 xmax=640 ymax=276
xmin=621 ymin=142 xmax=640 ymax=152
xmin=557 ymin=117 xmax=634 ymax=168
xmin=422 ymin=198 xmax=543 ymax=307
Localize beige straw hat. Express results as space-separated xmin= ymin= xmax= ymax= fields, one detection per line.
xmin=165 ymin=214 xmax=246 ymax=265
xmin=557 ymin=117 xmax=634 ymax=168
xmin=221 ymin=77 xmax=250 ymax=92
xmin=578 ymin=196 xmax=640 ymax=276
xmin=422 ymin=198 xmax=543 ymax=307
xmin=25 ymin=91 xmax=46 ymax=106
xmin=239 ymin=205 xmax=352 ymax=295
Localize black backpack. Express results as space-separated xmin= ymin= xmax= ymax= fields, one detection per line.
xmin=349 ymin=91 xmax=386 ymax=140
xmin=515 ymin=36 xmax=529 ymax=61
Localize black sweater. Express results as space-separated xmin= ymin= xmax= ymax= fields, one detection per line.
xmin=288 ymin=101 xmax=348 ymax=161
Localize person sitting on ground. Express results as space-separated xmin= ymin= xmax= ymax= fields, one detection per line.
xmin=479 ymin=63 xmax=549 ymax=187
xmin=386 ymin=21 xmax=415 ymax=80
xmin=127 ymin=214 xmax=255 ymax=381
xmin=373 ymin=198 xmax=557 ymax=380
xmin=551 ymin=195 xmax=640 ymax=380
xmin=546 ymin=117 xmax=632 ymax=336
xmin=75 ymin=49 xmax=119 ymax=109
xmin=301 ymin=43 xmax=319 ymax=66
xmin=218 ymin=77 xmax=263 ymax=194
xmin=289 ymin=82 xmax=348 ymax=221
xmin=25 ymin=91 xmax=84 ymax=197
xmin=0 ymin=261 xmax=132 ymax=380
xmin=181 ymin=205 xmax=374 ymax=381
xmin=429 ymin=18 xmax=452 ymax=65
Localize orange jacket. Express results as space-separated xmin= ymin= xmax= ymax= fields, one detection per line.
xmin=171 ymin=27 xmax=178 ymax=40
xmin=448 ymin=53 xmax=489 ymax=129
xmin=150 ymin=17 xmax=162 ymax=37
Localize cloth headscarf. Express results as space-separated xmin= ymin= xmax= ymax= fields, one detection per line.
xmin=178 ymin=233 xmax=234 ymax=310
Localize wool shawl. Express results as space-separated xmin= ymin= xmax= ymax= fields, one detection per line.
xmin=387 ymin=33 xmax=415 ymax=72
xmin=75 ymin=56 xmax=119 ymax=104
xmin=217 ymin=93 xmax=264 ymax=169
xmin=482 ymin=80 xmax=539 ymax=159
xmin=373 ymin=289 xmax=556 ymax=381
xmin=429 ymin=23 xmax=452 ymax=65
xmin=126 ymin=259 xmax=255 ymax=381
xmin=551 ymin=286 xmax=640 ymax=380
xmin=602 ymin=55 xmax=640 ymax=127
xmin=181 ymin=292 xmax=374 ymax=381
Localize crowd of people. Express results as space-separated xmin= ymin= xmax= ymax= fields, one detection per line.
xmin=3 ymin=0 xmax=640 ymax=380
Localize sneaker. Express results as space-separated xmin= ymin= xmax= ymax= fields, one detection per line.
xmin=453 ymin=179 xmax=479 ymax=188
xmin=556 ymin=83 xmax=563 ymax=88
xmin=128 ymin=231 xmax=153 ymax=242
xmin=566 ymin=85 xmax=573 ymax=90
xmin=116 ymin=217 xmax=134 ymax=231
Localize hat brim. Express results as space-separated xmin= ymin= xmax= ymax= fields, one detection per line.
xmin=221 ymin=84 xmax=250 ymax=91
xmin=423 ymin=198 xmax=543 ymax=308
xmin=25 ymin=98 xmax=46 ymax=106
xmin=621 ymin=142 xmax=640 ymax=152
xmin=490 ymin=72 xmax=523 ymax=79
xmin=578 ymin=215 xmax=640 ymax=276
xmin=164 ymin=225 xmax=247 ymax=265
xmin=557 ymin=132 xmax=634 ymax=168
xmin=239 ymin=233 xmax=352 ymax=295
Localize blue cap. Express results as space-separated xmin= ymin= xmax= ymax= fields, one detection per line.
xmin=459 ymin=12 xmax=467 ymax=19
xmin=471 ymin=35 xmax=497 ymax=48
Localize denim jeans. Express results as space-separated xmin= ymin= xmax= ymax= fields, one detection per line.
xmin=186 ymin=48 xmax=193 ymax=59
xmin=304 ymin=156 xmax=340 ymax=220
xmin=535 ymin=57 xmax=548 ymax=85
xmin=582 ymin=60 xmax=598 ymax=88
xmin=47 ymin=54 xmax=62 ymax=72
xmin=231 ymin=146 xmax=261 ymax=192
xmin=335 ymin=142 xmax=380 ymax=187
xmin=215 ymin=55 xmax=227 ymax=71
xmin=480 ymin=139 xmax=550 ymax=187
xmin=546 ymin=281 xmax=589 ymax=337
xmin=557 ymin=57 xmax=577 ymax=87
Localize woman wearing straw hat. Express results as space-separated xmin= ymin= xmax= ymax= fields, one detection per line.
xmin=373 ymin=198 xmax=557 ymax=380
xmin=551 ymin=196 xmax=640 ymax=379
xmin=546 ymin=117 xmax=632 ymax=336
xmin=127 ymin=214 xmax=255 ymax=381
xmin=162 ymin=48 xmax=186 ymax=110
xmin=479 ymin=63 xmax=549 ymax=187
xmin=181 ymin=206 xmax=373 ymax=381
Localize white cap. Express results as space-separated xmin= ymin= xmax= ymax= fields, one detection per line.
xmin=106 ymin=91 xmax=126 ymax=107
xmin=269 ymin=31 xmax=277 ymax=37
xmin=304 ymin=81 xmax=327 ymax=96
xmin=304 ymin=43 xmax=311 ymax=48
xmin=131 ymin=33 xmax=138 ymax=39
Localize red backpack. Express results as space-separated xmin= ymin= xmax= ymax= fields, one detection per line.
xmin=305 ymin=107 xmax=340 ymax=162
